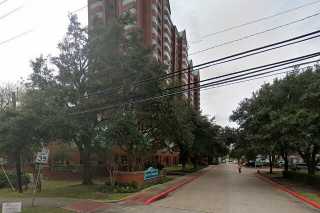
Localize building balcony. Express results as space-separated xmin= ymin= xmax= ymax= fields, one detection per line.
xmin=163 ymin=23 xmax=171 ymax=36
xmin=153 ymin=51 xmax=160 ymax=61
xmin=152 ymin=27 xmax=159 ymax=37
xmin=163 ymin=14 xmax=172 ymax=26
xmin=152 ymin=4 xmax=159 ymax=15
xmin=163 ymin=6 xmax=171 ymax=16
xmin=164 ymin=41 xmax=171 ymax=53
xmin=182 ymin=50 xmax=188 ymax=58
xmin=163 ymin=32 xmax=171 ymax=45
xmin=163 ymin=51 xmax=171 ymax=62
xmin=152 ymin=16 xmax=159 ymax=26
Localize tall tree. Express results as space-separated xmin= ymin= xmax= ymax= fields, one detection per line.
xmin=28 ymin=15 xmax=172 ymax=183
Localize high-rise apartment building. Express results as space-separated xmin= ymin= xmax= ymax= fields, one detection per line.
xmin=88 ymin=0 xmax=200 ymax=110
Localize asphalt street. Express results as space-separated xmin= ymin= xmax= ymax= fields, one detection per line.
xmin=104 ymin=164 xmax=319 ymax=213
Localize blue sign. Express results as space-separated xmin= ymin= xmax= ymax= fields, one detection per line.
xmin=144 ymin=167 xmax=159 ymax=181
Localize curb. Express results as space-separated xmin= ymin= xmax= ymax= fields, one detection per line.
xmin=144 ymin=172 xmax=204 ymax=205
xmin=256 ymin=173 xmax=320 ymax=209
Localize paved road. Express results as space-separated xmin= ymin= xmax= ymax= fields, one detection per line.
xmin=105 ymin=164 xmax=319 ymax=213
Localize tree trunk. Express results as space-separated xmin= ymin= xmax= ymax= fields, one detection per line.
xmin=179 ymin=148 xmax=188 ymax=172
xmin=191 ymin=156 xmax=198 ymax=170
xmin=269 ymin=155 xmax=273 ymax=174
xmin=208 ymin=156 xmax=213 ymax=165
xmin=15 ymin=151 xmax=23 ymax=193
xmin=80 ymin=151 xmax=93 ymax=185
xmin=301 ymin=145 xmax=319 ymax=177
xmin=283 ymin=152 xmax=289 ymax=173
xmin=308 ymin=151 xmax=317 ymax=176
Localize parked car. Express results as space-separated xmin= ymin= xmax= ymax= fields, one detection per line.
xmin=291 ymin=163 xmax=308 ymax=171
xmin=245 ymin=160 xmax=256 ymax=167
xmin=277 ymin=160 xmax=285 ymax=168
xmin=255 ymin=159 xmax=264 ymax=167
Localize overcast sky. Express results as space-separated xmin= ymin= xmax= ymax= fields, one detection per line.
xmin=1 ymin=0 xmax=319 ymax=127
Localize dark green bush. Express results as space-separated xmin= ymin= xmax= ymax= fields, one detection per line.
xmin=0 ymin=172 xmax=30 ymax=189
xmin=113 ymin=182 xmax=139 ymax=193
xmin=98 ymin=181 xmax=139 ymax=194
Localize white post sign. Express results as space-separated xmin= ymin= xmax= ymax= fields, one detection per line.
xmin=33 ymin=147 xmax=50 ymax=207
xmin=2 ymin=202 xmax=22 ymax=213
xmin=35 ymin=148 xmax=50 ymax=164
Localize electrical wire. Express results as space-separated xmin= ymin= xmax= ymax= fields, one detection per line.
xmin=136 ymin=30 xmax=320 ymax=86
xmin=191 ymin=0 xmax=320 ymax=44
xmin=70 ymin=56 xmax=319 ymax=115
xmin=200 ymin=71 xmax=291 ymax=92
xmin=197 ymin=59 xmax=319 ymax=91
xmin=0 ymin=6 xmax=23 ymax=21
xmin=191 ymin=34 xmax=320 ymax=71
xmin=164 ymin=52 xmax=320 ymax=92
xmin=71 ymin=5 xmax=87 ymax=14
xmin=0 ymin=5 xmax=87 ymax=47
xmin=190 ymin=11 xmax=320 ymax=55
xmin=0 ymin=29 xmax=34 ymax=46
xmin=80 ymin=30 xmax=320 ymax=100
xmin=0 ymin=0 xmax=8 ymax=6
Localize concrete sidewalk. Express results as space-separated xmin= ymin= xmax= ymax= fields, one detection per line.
xmin=0 ymin=197 xmax=77 ymax=208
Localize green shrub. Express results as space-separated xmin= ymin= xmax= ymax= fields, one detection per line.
xmin=113 ymin=182 xmax=139 ymax=193
xmin=0 ymin=172 xmax=30 ymax=189
xmin=98 ymin=182 xmax=139 ymax=194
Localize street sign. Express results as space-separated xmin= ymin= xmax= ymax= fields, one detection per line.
xmin=2 ymin=202 xmax=22 ymax=213
xmin=35 ymin=148 xmax=50 ymax=164
xmin=144 ymin=167 xmax=159 ymax=181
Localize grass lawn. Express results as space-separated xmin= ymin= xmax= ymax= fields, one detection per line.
xmin=301 ymin=192 xmax=320 ymax=204
xmin=22 ymin=207 xmax=72 ymax=213
xmin=0 ymin=180 xmax=129 ymax=200
xmin=0 ymin=176 xmax=174 ymax=201
xmin=263 ymin=170 xmax=320 ymax=205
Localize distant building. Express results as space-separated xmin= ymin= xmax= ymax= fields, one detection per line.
xmin=88 ymin=0 xmax=200 ymax=110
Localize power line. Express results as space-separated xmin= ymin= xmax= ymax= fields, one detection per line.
xmin=137 ymin=30 xmax=320 ymax=86
xmin=0 ymin=6 xmax=23 ymax=21
xmin=70 ymin=61 xmax=314 ymax=115
xmin=190 ymin=11 xmax=320 ymax=55
xmin=196 ymin=62 xmax=317 ymax=93
xmin=200 ymin=71 xmax=291 ymax=92
xmin=191 ymin=0 xmax=320 ymax=44
xmin=0 ymin=0 xmax=8 ymax=6
xmin=165 ymin=52 xmax=320 ymax=92
xmin=0 ymin=5 xmax=86 ymax=47
xmin=70 ymin=56 xmax=320 ymax=115
xmin=124 ymin=59 xmax=320 ymax=107
xmin=0 ymin=29 xmax=34 ymax=46
xmin=70 ymin=5 xmax=87 ymax=14
xmin=197 ymin=59 xmax=320 ymax=91
xmin=191 ymin=34 xmax=320 ymax=71
xmin=81 ymin=31 xmax=320 ymax=100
